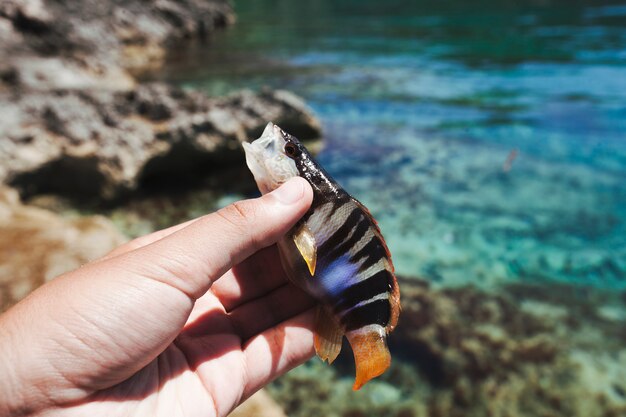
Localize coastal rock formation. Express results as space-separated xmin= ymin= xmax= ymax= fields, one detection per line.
xmin=0 ymin=85 xmax=321 ymax=201
xmin=0 ymin=187 xmax=125 ymax=312
xmin=0 ymin=0 xmax=234 ymax=91
xmin=0 ymin=0 xmax=321 ymax=202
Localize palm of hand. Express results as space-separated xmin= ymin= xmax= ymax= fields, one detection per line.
xmin=59 ymin=246 xmax=315 ymax=417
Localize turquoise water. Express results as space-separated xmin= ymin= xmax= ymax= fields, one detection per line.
xmin=161 ymin=0 xmax=626 ymax=289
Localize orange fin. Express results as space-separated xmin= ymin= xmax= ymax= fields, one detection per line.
xmin=313 ymin=305 xmax=343 ymax=363
xmin=346 ymin=327 xmax=391 ymax=390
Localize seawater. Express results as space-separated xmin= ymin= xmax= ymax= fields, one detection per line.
xmin=161 ymin=0 xmax=626 ymax=289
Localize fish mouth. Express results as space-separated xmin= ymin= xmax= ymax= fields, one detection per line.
xmin=262 ymin=121 xmax=281 ymax=139
xmin=242 ymin=122 xmax=298 ymax=194
xmin=259 ymin=122 xmax=287 ymax=149
xmin=243 ymin=122 xmax=286 ymax=157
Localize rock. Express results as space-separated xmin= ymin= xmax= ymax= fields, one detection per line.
xmin=392 ymin=277 xmax=559 ymax=385
xmin=0 ymin=187 xmax=125 ymax=312
xmin=267 ymin=277 xmax=626 ymax=417
xmin=0 ymin=84 xmax=321 ymax=201
xmin=229 ymin=390 xmax=287 ymax=417
xmin=221 ymin=89 xmax=322 ymax=140
xmin=0 ymin=0 xmax=234 ymax=91
xmin=0 ymin=1 xmax=322 ymax=203
xmin=267 ymin=358 xmax=429 ymax=417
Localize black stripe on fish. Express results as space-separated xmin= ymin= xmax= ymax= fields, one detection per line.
xmin=309 ymin=194 xmax=327 ymax=211
xmin=309 ymin=188 xmax=349 ymax=213
xmin=333 ymin=269 xmax=392 ymax=314
xmin=357 ymin=252 xmax=382 ymax=274
xmin=326 ymin=200 xmax=352 ymax=230
xmin=325 ymin=216 xmax=371 ymax=262
xmin=317 ymin=208 xmax=362 ymax=258
xmin=328 ymin=194 xmax=351 ymax=218
xmin=349 ymin=235 xmax=387 ymax=266
xmin=340 ymin=298 xmax=391 ymax=331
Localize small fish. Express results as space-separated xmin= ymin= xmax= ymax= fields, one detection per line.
xmin=502 ymin=148 xmax=519 ymax=173
xmin=243 ymin=123 xmax=400 ymax=390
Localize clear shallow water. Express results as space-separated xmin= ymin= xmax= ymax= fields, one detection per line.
xmin=160 ymin=0 xmax=626 ymax=289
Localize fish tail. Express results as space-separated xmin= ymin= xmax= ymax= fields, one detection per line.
xmin=346 ymin=326 xmax=391 ymax=390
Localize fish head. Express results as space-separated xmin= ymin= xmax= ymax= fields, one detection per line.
xmin=243 ymin=122 xmax=299 ymax=194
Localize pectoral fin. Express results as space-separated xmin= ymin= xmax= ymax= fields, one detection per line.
xmin=314 ymin=305 xmax=344 ymax=364
xmin=293 ymin=223 xmax=317 ymax=276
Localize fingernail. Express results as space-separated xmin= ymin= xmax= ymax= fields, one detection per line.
xmin=272 ymin=178 xmax=305 ymax=204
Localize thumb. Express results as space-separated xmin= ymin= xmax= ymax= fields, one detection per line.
xmin=124 ymin=177 xmax=313 ymax=300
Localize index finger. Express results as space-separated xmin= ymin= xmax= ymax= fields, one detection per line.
xmin=102 ymin=218 xmax=199 ymax=260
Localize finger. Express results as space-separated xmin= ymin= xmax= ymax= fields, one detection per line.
xmin=241 ymin=309 xmax=315 ymax=401
xmin=103 ymin=218 xmax=198 ymax=260
xmin=120 ymin=177 xmax=313 ymax=300
xmin=228 ymin=283 xmax=316 ymax=341
xmin=210 ymin=245 xmax=289 ymax=312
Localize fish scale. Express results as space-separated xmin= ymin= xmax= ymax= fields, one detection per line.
xmin=243 ymin=122 xmax=400 ymax=390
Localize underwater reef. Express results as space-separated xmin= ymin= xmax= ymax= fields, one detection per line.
xmin=267 ymin=277 xmax=626 ymax=417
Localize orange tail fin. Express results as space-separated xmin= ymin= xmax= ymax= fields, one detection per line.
xmin=346 ymin=328 xmax=391 ymax=390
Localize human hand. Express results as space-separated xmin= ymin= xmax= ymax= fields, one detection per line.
xmin=0 ymin=178 xmax=315 ymax=417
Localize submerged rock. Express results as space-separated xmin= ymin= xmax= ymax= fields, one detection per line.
xmin=268 ymin=277 xmax=626 ymax=417
xmin=0 ymin=85 xmax=321 ymax=201
xmin=393 ymin=277 xmax=560 ymax=385
xmin=0 ymin=187 xmax=125 ymax=312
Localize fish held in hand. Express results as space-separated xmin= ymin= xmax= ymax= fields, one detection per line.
xmin=243 ymin=123 xmax=400 ymax=390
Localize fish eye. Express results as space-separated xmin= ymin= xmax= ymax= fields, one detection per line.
xmin=284 ymin=143 xmax=298 ymax=158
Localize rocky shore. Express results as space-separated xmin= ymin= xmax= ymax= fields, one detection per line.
xmin=0 ymin=0 xmax=234 ymax=91
xmin=1 ymin=85 xmax=319 ymax=201
xmin=0 ymin=0 xmax=321 ymax=202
